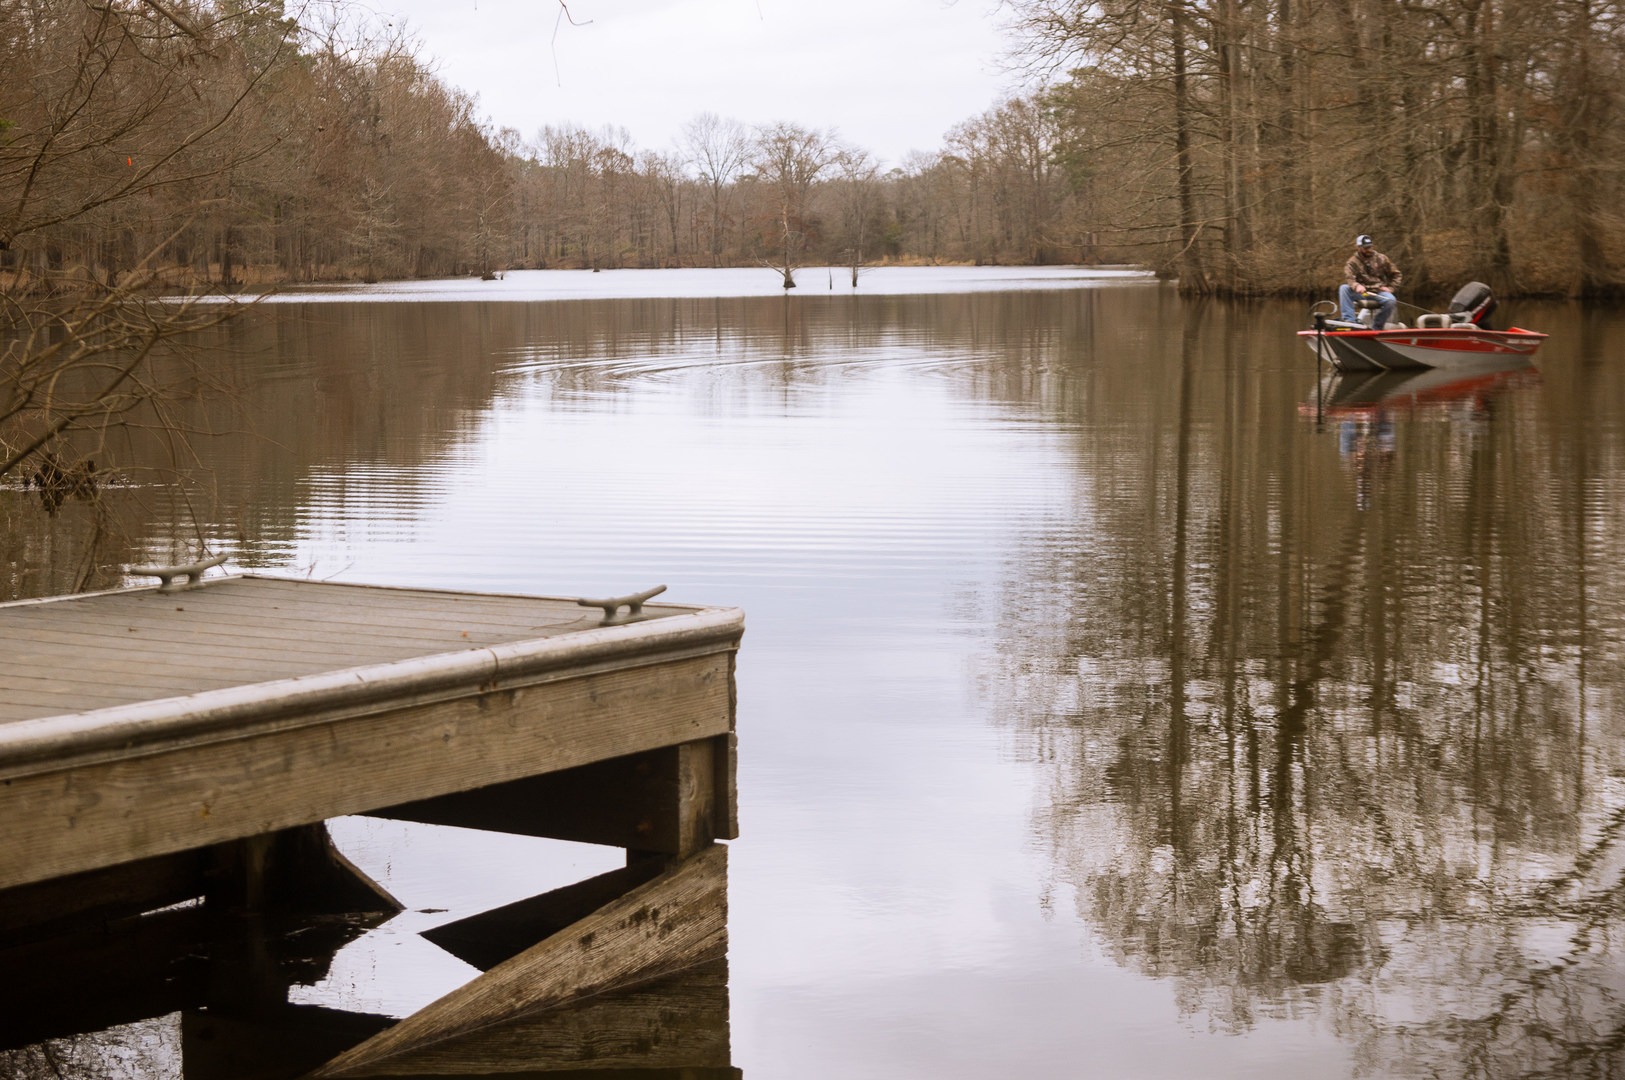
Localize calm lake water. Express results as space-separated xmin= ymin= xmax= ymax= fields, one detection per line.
xmin=4 ymin=267 xmax=1625 ymax=1079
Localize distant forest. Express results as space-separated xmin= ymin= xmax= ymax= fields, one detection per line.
xmin=4 ymin=0 xmax=1624 ymax=298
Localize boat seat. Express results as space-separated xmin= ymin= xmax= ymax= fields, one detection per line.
xmin=1415 ymin=313 xmax=1452 ymax=328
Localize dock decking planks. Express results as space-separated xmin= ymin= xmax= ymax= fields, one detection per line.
xmin=0 ymin=576 xmax=700 ymax=724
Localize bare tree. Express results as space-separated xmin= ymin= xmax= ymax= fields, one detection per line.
xmin=1 ymin=0 xmax=292 ymax=512
xmin=750 ymin=121 xmax=840 ymax=289
xmin=680 ymin=112 xmax=751 ymax=268
xmin=638 ymin=149 xmax=687 ymax=267
xmin=832 ymin=150 xmax=883 ymax=285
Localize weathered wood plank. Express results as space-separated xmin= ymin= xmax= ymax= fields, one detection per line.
xmin=0 ymin=626 xmax=561 ymax=693
xmin=0 ymin=600 xmax=741 ymax=770
xmin=0 ymin=650 xmax=734 ymax=891
xmin=715 ymin=730 xmax=740 ymax=842
xmin=423 ymin=861 xmax=668 ymax=972
xmin=0 ymin=658 xmax=362 ymax=703
xmin=313 ymin=844 xmax=729 ymax=1078
xmin=2 ymin=595 xmax=602 ymax=647
xmin=0 ymin=617 xmax=705 ymax=708
xmin=0 ymin=685 xmax=141 ymax=712
xmin=341 ymin=959 xmax=733 ymax=1076
xmin=0 ymin=576 xmax=677 ymax=640
xmin=0 ymin=576 xmax=716 ymax=724
xmin=2 ymin=623 xmax=486 ymax=668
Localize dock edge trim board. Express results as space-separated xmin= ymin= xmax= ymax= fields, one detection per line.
xmin=0 ymin=603 xmax=744 ymax=781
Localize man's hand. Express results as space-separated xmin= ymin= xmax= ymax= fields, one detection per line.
xmin=1355 ymin=284 xmax=1367 ymax=294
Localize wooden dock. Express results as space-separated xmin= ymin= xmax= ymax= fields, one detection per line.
xmin=0 ymin=572 xmax=743 ymax=1075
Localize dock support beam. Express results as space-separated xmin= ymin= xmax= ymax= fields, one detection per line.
xmin=0 ymin=823 xmax=398 ymax=946
xmin=206 ymin=824 xmax=402 ymax=916
xmin=312 ymin=844 xmax=730 ymax=1078
xmin=365 ymin=735 xmax=736 ymax=861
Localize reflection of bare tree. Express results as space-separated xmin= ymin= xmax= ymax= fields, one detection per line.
xmin=988 ymin=302 xmax=1625 ymax=1075
xmin=1358 ymin=809 xmax=1625 ymax=1078
xmin=2 ymin=289 xmax=1163 ymax=601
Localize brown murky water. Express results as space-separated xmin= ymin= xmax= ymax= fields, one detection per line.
xmin=3 ymin=269 xmax=1624 ymax=1079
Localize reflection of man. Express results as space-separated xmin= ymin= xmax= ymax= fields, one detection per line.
xmin=1338 ymin=414 xmax=1396 ymax=511
xmin=1339 ymin=235 xmax=1402 ymax=329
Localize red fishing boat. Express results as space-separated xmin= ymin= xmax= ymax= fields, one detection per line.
xmin=1299 ymin=281 xmax=1547 ymax=372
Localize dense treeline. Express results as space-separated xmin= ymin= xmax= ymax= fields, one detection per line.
xmin=0 ymin=0 xmax=510 ymax=287
xmin=1010 ymin=0 xmax=1625 ymax=296
xmin=3 ymin=0 xmax=1623 ymax=297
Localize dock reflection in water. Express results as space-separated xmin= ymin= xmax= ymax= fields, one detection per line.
xmin=1 ymin=842 xmax=735 ymax=1080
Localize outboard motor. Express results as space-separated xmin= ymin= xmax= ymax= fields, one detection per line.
xmin=1447 ymin=281 xmax=1497 ymax=328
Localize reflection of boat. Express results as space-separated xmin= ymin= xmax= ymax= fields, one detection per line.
xmin=1302 ymin=361 xmax=1540 ymax=420
xmin=1298 ymin=281 xmax=1547 ymax=371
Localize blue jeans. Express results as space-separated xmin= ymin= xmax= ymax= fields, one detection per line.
xmin=1339 ymin=284 xmax=1396 ymax=328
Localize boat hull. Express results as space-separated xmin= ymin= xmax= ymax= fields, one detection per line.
xmin=1298 ymin=326 xmax=1546 ymax=371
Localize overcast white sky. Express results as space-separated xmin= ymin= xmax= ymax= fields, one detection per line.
xmin=359 ymin=0 xmax=1019 ymax=168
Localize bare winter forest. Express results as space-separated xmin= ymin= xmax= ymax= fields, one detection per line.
xmin=3 ymin=0 xmax=1624 ymax=301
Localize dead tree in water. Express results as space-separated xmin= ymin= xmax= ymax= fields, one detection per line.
xmin=834 ymin=150 xmax=881 ymax=286
xmin=776 ymin=208 xmax=799 ymax=289
xmin=751 ymin=121 xmax=839 ymax=291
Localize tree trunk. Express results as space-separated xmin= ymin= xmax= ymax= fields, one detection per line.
xmin=1171 ymin=2 xmax=1209 ymax=293
xmin=1569 ymin=1 xmax=1613 ymax=296
xmin=1467 ymin=0 xmax=1515 ymax=290
xmin=1215 ymin=0 xmax=1251 ymax=292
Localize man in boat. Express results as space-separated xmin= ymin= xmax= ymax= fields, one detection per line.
xmin=1338 ymin=234 xmax=1403 ymax=329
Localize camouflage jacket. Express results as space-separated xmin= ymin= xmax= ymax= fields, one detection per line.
xmin=1344 ymin=249 xmax=1403 ymax=289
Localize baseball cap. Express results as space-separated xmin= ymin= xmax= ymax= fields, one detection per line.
xmin=1356 ymin=234 xmax=1373 ymax=247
